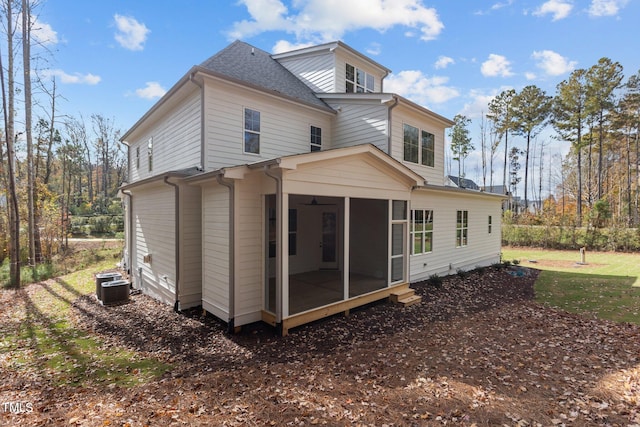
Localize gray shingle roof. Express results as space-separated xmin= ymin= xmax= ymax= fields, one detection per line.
xmin=447 ymin=175 xmax=480 ymax=190
xmin=199 ymin=40 xmax=332 ymax=111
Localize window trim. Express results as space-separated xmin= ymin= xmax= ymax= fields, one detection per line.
xmin=411 ymin=209 xmax=434 ymax=255
xmin=310 ymin=125 xmax=322 ymax=152
xmin=346 ymin=63 xmax=374 ymax=93
xmin=147 ymin=137 xmax=153 ymax=172
xmin=421 ymin=130 xmax=435 ymax=167
xmin=456 ymin=210 xmax=469 ymax=248
xmin=243 ymin=107 xmax=261 ymax=155
xmin=403 ymin=123 xmax=435 ymax=168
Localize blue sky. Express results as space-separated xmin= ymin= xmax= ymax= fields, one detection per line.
xmin=32 ymin=0 xmax=639 ymax=186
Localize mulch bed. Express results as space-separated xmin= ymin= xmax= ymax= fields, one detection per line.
xmin=2 ymin=266 xmax=640 ymax=426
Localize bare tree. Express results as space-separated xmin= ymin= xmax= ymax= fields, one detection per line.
xmin=1 ymin=0 xmax=20 ymax=286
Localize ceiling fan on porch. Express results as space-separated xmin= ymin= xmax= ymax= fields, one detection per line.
xmin=303 ymin=196 xmax=336 ymax=206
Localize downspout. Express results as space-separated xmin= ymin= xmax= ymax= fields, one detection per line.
xmin=121 ymin=189 xmax=133 ymax=277
xmin=387 ymin=95 xmax=399 ymax=154
xmin=264 ymin=167 xmax=283 ymax=333
xmin=164 ymin=176 xmax=181 ymax=312
xmin=189 ymin=72 xmax=205 ymax=170
xmin=215 ymin=174 xmax=236 ymax=334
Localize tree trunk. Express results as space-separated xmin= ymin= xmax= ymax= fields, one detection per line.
xmin=22 ymin=0 xmax=38 ymax=266
xmin=2 ymin=0 xmax=20 ymax=286
xmin=524 ymin=132 xmax=530 ymax=211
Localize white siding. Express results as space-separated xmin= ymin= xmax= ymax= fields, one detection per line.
xmin=131 ymin=183 xmax=176 ymax=305
xmin=203 ymin=82 xmax=333 ymax=170
xmin=234 ymin=174 xmax=264 ymax=326
xmin=283 ymin=155 xmax=413 ymax=200
xmin=409 ymin=189 xmax=502 ymax=282
xmin=179 ymin=184 xmax=202 ymax=309
xmin=202 ymin=183 xmax=230 ymax=320
xmin=324 ymin=100 xmax=388 ymax=151
xmin=390 ymin=105 xmax=448 ymax=185
xmin=128 ymin=89 xmax=201 ymax=183
xmin=277 ymin=52 xmax=336 ymax=93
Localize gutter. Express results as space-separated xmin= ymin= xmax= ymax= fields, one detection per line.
xmin=215 ymin=174 xmax=236 ymax=334
xmin=263 ymin=167 xmax=283 ymax=332
xmin=163 ymin=176 xmax=181 ymax=312
xmin=387 ymin=95 xmax=399 ymax=154
xmin=189 ymin=72 xmax=205 ymax=170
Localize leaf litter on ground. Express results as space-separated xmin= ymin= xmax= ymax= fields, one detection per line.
xmin=1 ymin=265 xmax=639 ymax=426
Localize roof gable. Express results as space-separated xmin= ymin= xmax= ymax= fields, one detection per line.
xmin=199 ymin=40 xmax=330 ymax=110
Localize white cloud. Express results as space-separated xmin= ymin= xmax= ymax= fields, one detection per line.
xmin=366 ymin=42 xmax=382 ymax=56
xmin=481 ymin=54 xmax=513 ymax=77
xmin=533 ymin=0 xmax=573 ymax=21
xmin=114 ymin=14 xmax=150 ymax=51
xmin=531 ymin=50 xmax=576 ymax=75
xmin=385 ymin=70 xmax=459 ymax=106
xmin=40 ymin=69 xmax=100 ymax=85
xmin=135 ymin=82 xmax=166 ymax=100
xmin=588 ymin=0 xmax=629 ymax=16
xmin=434 ymin=55 xmax=454 ymax=69
xmin=272 ymin=40 xmax=315 ymax=54
xmin=31 ymin=18 xmax=58 ymax=45
xmin=460 ymin=88 xmax=513 ymax=119
xmin=229 ymin=0 xmax=444 ymax=43
xmin=525 ymin=71 xmax=537 ymax=80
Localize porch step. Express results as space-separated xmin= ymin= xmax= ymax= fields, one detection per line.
xmin=389 ymin=287 xmax=422 ymax=307
xmin=397 ymin=294 xmax=422 ymax=307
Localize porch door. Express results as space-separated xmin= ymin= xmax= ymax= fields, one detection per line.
xmin=320 ymin=209 xmax=339 ymax=269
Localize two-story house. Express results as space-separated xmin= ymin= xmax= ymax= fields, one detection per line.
xmin=120 ymin=40 xmax=504 ymax=335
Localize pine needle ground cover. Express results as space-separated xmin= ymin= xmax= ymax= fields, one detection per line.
xmin=502 ymin=246 xmax=640 ymax=324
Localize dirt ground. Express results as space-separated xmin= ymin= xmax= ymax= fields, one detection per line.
xmin=2 ymin=265 xmax=640 ymax=426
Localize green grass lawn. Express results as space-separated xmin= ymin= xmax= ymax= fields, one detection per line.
xmin=0 ymin=254 xmax=170 ymax=388
xmin=502 ymin=247 xmax=640 ymax=325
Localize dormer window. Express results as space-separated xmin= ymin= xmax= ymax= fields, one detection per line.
xmin=346 ymin=63 xmax=374 ymax=93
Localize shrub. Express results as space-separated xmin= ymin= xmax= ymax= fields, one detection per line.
xmin=427 ymin=274 xmax=443 ymax=288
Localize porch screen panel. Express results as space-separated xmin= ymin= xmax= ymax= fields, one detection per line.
xmin=390 ymin=201 xmax=407 ymax=283
xmin=391 ymin=223 xmax=404 ymax=282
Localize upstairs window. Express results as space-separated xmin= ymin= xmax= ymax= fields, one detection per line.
xmin=456 ymin=210 xmax=468 ymax=247
xmin=310 ymin=126 xmax=322 ymax=152
xmin=136 ymin=146 xmax=140 ymax=169
xmin=244 ymin=108 xmax=260 ymax=154
xmin=404 ymin=123 xmax=435 ymax=168
xmin=147 ymin=137 xmax=153 ymax=172
xmin=488 ymin=215 xmax=492 ymax=233
xmin=403 ymin=124 xmax=419 ymax=163
xmin=421 ymin=130 xmax=435 ymax=167
xmin=346 ymin=63 xmax=374 ymax=93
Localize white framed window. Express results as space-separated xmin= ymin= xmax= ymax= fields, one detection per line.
xmin=310 ymin=126 xmax=322 ymax=152
xmin=456 ymin=210 xmax=468 ymax=247
xmin=411 ymin=209 xmax=433 ymax=255
xmin=147 ymin=137 xmax=153 ymax=172
xmin=488 ymin=215 xmax=492 ymax=233
xmin=421 ymin=130 xmax=435 ymax=167
xmin=404 ymin=123 xmax=435 ymax=167
xmin=346 ymin=63 xmax=374 ymax=93
xmin=136 ymin=146 xmax=140 ymax=169
xmin=244 ymin=108 xmax=260 ymax=154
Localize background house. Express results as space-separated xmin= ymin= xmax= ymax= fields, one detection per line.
xmin=120 ymin=40 xmax=504 ymax=335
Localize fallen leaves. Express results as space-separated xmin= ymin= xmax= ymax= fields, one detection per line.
xmin=1 ymin=266 xmax=640 ymax=425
